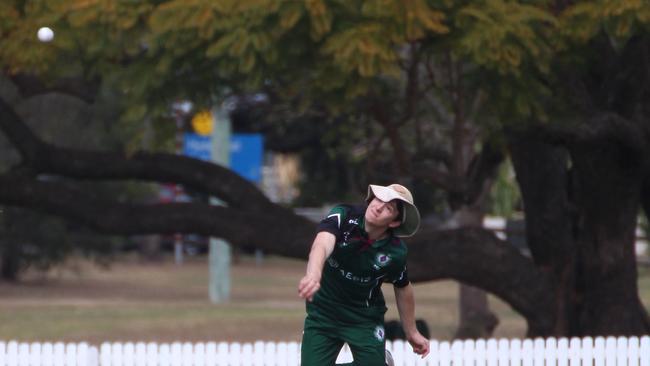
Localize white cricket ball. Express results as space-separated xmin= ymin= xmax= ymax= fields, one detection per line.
xmin=37 ymin=27 xmax=54 ymax=42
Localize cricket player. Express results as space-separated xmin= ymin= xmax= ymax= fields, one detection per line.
xmin=298 ymin=184 xmax=430 ymax=365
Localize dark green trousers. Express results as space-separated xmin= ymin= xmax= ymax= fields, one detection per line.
xmin=301 ymin=314 xmax=386 ymax=366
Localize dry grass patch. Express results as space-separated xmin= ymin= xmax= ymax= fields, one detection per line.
xmin=0 ymin=255 xmax=648 ymax=344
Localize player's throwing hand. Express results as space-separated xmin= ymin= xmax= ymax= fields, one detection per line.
xmin=298 ymin=274 xmax=320 ymax=302
xmin=407 ymin=332 xmax=430 ymax=358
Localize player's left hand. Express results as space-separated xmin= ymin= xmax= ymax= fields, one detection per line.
xmin=407 ymin=331 xmax=430 ymax=358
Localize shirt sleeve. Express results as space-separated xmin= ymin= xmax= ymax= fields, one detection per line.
xmin=316 ymin=205 xmax=347 ymax=239
xmin=391 ymin=265 xmax=410 ymax=288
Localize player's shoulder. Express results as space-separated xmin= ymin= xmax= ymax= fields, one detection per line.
xmin=326 ymin=203 xmax=364 ymax=220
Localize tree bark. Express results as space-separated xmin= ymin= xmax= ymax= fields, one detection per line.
xmin=508 ymin=132 xmax=573 ymax=335
xmin=509 ymin=114 xmax=650 ymax=336
xmin=452 ymin=143 xmax=504 ymax=339
xmin=570 ymin=139 xmax=650 ymax=335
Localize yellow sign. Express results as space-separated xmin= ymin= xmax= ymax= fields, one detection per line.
xmin=191 ymin=110 xmax=214 ymax=136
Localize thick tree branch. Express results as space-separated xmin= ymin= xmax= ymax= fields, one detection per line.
xmin=0 ymin=171 xmax=554 ymax=334
xmin=524 ymin=114 xmax=648 ymax=155
xmin=407 ymin=226 xmax=555 ymax=336
xmin=0 ymin=174 xmax=315 ymax=259
xmin=0 ymin=98 xmax=277 ymax=211
xmin=0 ymin=97 xmax=46 ymax=162
xmin=10 ymin=74 xmax=100 ymax=104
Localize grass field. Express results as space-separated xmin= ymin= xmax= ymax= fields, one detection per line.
xmin=0 ymin=255 xmax=648 ymax=345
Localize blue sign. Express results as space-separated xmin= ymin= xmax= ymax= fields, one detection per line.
xmin=183 ymin=132 xmax=263 ymax=183
xmin=183 ymin=133 xmax=212 ymax=161
xmin=230 ymin=134 xmax=263 ymax=183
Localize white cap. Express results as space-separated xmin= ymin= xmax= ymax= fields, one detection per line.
xmin=366 ymin=184 xmax=421 ymax=237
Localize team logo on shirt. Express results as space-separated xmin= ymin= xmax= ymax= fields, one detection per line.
xmin=373 ymin=253 xmax=391 ymax=269
xmin=374 ymin=325 xmax=385 ymax=341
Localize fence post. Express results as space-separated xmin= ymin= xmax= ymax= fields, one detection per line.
xmin=568 ymin=337 xmax=581 ymax=366
xmin=497 ymin=339 xmax=509 ymax=366
xmin=18 ymin=343 xmax=29 ymax=366
xmin=392 ymin=340 xmax=406 ymax=365
xmin=100 ymin=343 xmax=111 ymax=366
xmin=169 ymin=342 xmax=182 ymax=366
xmin=594 ymin=337 xmax=606 ymax=366
xmin=159 ymin=344 xmax=171 ymax=366
xmin=7 ymin=341 xmax=18 ymax=366
xmin=533 ymin=338 xmax=545 ymax=366
xmin=582 ymin=337 xmax=594 ymax=366
xmin=640 ymin=336 xmax=650 ymax=366
xmin=275 ymin=342 xmax=287 ymax=366
xmin=427 ymin=340 xmax=439 ymax=366
xmin=205 ymin=342 xmax=217 ymax=366
xmin=216 ymin=342 xmax=228 ymax=366
xmin=557 ymin=337 xmax=569 ymax=366
xmin=195 ymin=342 xmax=206 ymax=366
xmin=88 ymin=346 xmax=99 ymax=366
xmin=509 ymin=339 xmax=522 ymax=366
xmin=475 ymin=339 xmax=487 ymax=366
xmin=521 ymin=339 xmax=533 ymax=366
xmin=182 ymin=342 xmax=193 ymax=366
xmin=439 ymin=341 xmax=451 ymax=366
xmin=53 ymin=342 xmax=65 ymax=366
xmin=77 ymin=343 xmax=89 ymax=366
xmin=616 ymin=337 xmax=628 ymax=366
xmin=486 ymin=338 xmax=498 ymax=366
xmin=111 ymin=343 xmax=124 ymax=366
xmin=124 ymin=342 xmax=135 ymax=366
xmin=605 ymin=337 xmax=617 ymax=366
xmin=242 ymin=343 xmax=253 ymax=366
xmin=29 ymin=342 xmax=41 ymax=366
xmin=230 ymin=342 xmax=242 ymax=365
xmin=627 ymin=337 xmax=639 ymax=366
xmin=251 ymin=341 xmax=263 ymax=366
xmin=133 ymin=342 xmax=145 ymax=366
xmin=262 ymin=342 xmax=276 ymax=366
xmin=463 ymin=339 xmax=476 ymax=366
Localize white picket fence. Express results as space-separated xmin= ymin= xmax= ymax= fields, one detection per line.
xmin=0 ymin=336 xmax=649 ymax=366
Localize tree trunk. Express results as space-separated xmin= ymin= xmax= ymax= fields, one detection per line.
xmin=508 ymin=134 xmax=572 ymax=335
xmin=570 ymin=141 xmax=650 ymax=335
xmin=456 ymin=285 xmax=499 ymax=339
xmin=0 ymin=243 xmax=20 ymax=281
xmin=0 ymin=217 xmax=21 ymax=281
xmin=444 ymin=206 xmax=500 ymax=339
xmin=509 ymin=119 xmax=650 ymax=336
xmin=137 ymin=235 xmax=163 ymax=262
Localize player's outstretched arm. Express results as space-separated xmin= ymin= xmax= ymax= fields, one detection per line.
xmin=298 ymin=231 xmax=336 ymax=302
xmin=394 ymin=284 xmax=430 ymax=358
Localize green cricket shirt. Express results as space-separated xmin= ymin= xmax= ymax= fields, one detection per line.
xmin=307 ymin=204 xmax=410 ymax=325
